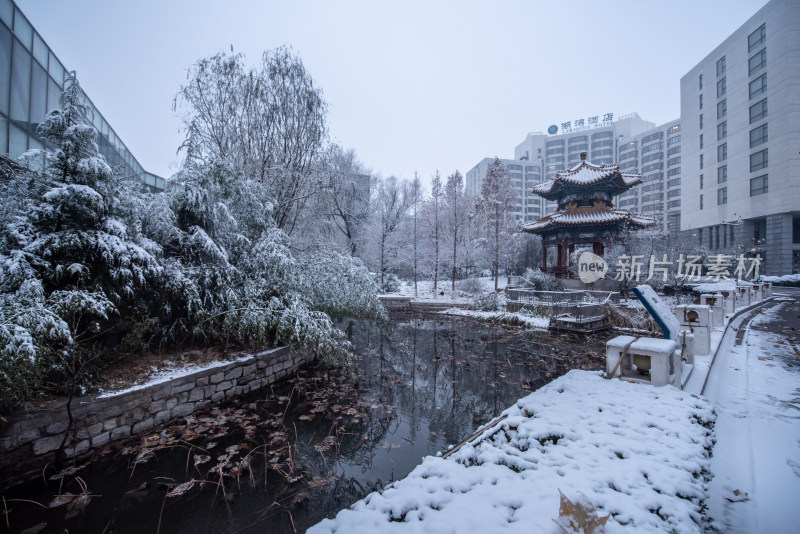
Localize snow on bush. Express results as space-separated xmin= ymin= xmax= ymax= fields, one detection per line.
xmin=761 ymin=273 xmax=800 ymax=286
xmin=310 ymin=370 xmax=715 ymax=534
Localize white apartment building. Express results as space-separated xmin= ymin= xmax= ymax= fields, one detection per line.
xmin=615 ymin=119 xmax=683 ymax=235
xmin=679 ymin=0 xmax=799 ymax=275
xmin=466 ymin=113 xmax=657 ymax=225
xmin=465 ymin=157 xmax=544 ymax=223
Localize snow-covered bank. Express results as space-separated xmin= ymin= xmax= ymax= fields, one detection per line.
xmin=309 ymin=370 xmax=715 ymax=534
xmin=439 ymin=308 xmax=549 ymax=330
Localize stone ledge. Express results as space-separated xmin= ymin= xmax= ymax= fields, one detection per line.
xmin=1 ymin=346 xmax=312 ymax=490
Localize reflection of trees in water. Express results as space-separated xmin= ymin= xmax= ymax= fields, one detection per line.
xmin=346 ymin=317 xmax=601 ymax=447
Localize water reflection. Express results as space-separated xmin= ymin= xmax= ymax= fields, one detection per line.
xmin=0 ymin=318 xmax=604 ymax=534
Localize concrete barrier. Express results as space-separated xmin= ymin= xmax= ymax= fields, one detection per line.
xmin=606 ymin=335 xmax=680 ymax=387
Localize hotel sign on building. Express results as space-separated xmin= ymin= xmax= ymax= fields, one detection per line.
xmin=548 ymin=113 xmax=614 ymax=135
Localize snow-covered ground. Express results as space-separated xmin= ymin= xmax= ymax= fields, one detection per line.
xmin=702 ymin=300 xmax=800 ymax=533
xmin=388 ymin=277 xmax=508 ymax=301
xmin=96 ymin=353 xmax=257 ymax=398
xmin=440 ymin=308 xmax=549 ymax=330
xmin=309 ymin=370 xmax=715 ymax=534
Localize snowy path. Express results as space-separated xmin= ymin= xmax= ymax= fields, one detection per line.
xmin=703 ymin=296 xmax=800 ymax=533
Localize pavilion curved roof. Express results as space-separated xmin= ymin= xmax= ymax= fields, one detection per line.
xmin=532 ymin=160 xmax=642 ymax=201
xmin=522 ymin=206 xmax=656 ymax=234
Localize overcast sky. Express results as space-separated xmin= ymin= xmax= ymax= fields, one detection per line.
xmin=18 ymin=0 xmax=768 ymax=188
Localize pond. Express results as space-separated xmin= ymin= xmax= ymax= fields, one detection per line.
xmin=0 ymin=317 xmax=606 ymax=534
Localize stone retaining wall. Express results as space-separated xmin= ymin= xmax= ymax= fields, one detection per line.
xmin=0 ymin=346 xmax=311 ymax=490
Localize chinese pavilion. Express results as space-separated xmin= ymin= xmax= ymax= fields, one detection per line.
xmin=522 ymin=152 xmax=655 ymax=277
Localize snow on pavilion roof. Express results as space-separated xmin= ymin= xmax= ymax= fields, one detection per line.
xmin=532 ymin=160 xmax=642 ymax=201
xmin=522 ymin=206 xmax=656 ymax=234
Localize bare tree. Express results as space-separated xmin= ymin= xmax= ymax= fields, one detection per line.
xmin=410 ymin=173 xmax=423 ymax=297
xmin=429 ymin=171 xmax=444 ymax=297
xmin=371 ymin=176 xmax=413 ymax=288
xmin=318 ymin=145 xmax=370 ymax=256
xmin=445 ymin=170 xmax=466 ymax=292
xmin=174 ymin=47 xmax=328 ymax=235
xmin=476 ymin=158 xmax=517 ymax=292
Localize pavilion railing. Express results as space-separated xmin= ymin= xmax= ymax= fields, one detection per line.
xmin=506 ymin=289 xmax=619 ymax=307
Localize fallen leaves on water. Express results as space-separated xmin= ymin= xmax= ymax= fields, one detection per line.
xmin=166 ymin=479 xmax=197 ymax=498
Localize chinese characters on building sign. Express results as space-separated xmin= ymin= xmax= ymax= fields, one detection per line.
xmin=553 ymin=113 xmax=614 ymax=135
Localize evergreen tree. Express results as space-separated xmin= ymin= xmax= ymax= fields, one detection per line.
xmin=0 ymin=72 xmax=160 ymax=408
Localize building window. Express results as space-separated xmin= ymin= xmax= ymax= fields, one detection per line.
xmin=667 ymin=146 xmax=681 ymax=156
xmin=667 ymin=135 xmax=680 ymax=146
xmin=568 ymin=135 xmax=588 ymax=145
xmin=668 ymin=178 xmax=681 ymax=188
xmin=750 ymin=149 xmax=768 ymax=171
xmin=717 ymin=187 xmax=727 ymax=205
xmin=717 ymin=99 xmax=726 ymax=119
xmin=717 ymin=77 xmax=726 ymax=98
xmin=749 ymin=98 xmax=767 ymax=123
xmin=700 ymin=154 xmax=704 ymax=170
xmin=699 ymin=133 xmax=704 ymax=149
xmin=700 ymin=194 xmax=704 ymax=210
xmin=700 ymin=174 xmax=704 ymax=189
xmin=642 ymin=132 xmax=663 ymax=144
xmin=668 ymin=125 xmax=680 ymax=135
xmin=750 ymin=124 xmax=768 ymax=147
xmin=699 ymin=114 xmax=704 ymax=129
xmin=699 ymin=74 xmax=703 ymax=90
xmin=667 ymin=167 xmax=681 ymax=177
xmin=717 ymin=121 xmax=727 ymax=141
xmin=748 ymin=23 xmax=766 ymax=52
xmin=718 ymin=143 xmax=727 ymax=162
xmin=749 ymin=74 xmax=767 ymax=99
xmin=668 ymin=188 xmax=681 ymax=198
xmin=716 ymin=56 xmax=726 ymax=76
xmin=717 ymin=165 xmax=727 ymax=183
xmin=750 ymin=174 xmax=768 ymax=196
xmin=749 ymin=49 xmax=766 ymax=76
xmin=668 ymin=156 xmax=681 ymax=167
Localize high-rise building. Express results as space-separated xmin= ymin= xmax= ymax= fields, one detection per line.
xmin=0 ymin=0 xmax=164 ymax=190
xmin=679 ymin=0 xmax=799 ymax=275
xmin=615 ymin=119 xmax=682 ymax=235
xmin=465 ymin=157 xmax=544 ymax=223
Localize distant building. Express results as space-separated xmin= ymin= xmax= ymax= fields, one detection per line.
xmin=679 ymin=0 xmax=800 ymax=274
xmin=0 ymin=0 xmax=164 ymax=190
xmin=465 ymin=157 xmax=544 ymax=223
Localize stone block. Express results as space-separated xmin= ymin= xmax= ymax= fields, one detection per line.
xmin=103 ymin=418 xmax=118 ymax=432
xmin=224 ymin=367 xmax=242 ymax=381
xmin=196 ymin=376 xmax=209 ymax=387
xmin=18 ymin=427 xmax=42 ymax=445
xmin=154 ymin=410 xmax=171 ymax=424
xmin=165 ymin=397 xmax=178 ymax=410
xmin=148 ymin=399 xmax=166 ymax=414
xmin=46 ymin=421 xmax=69 ymax=435
xmin=242 ymin=364 xmax=257 ymax=376
xmin=110 ymin=426 xmax=131 ymax=441
xmin=171 ymin=403 xmax=195 ymax=418
xmin=92 ymin=431 xmax=110 ymax=448
xmin=211 ymin=391 xmax=225 ymax=403
xmin=33 ymin=435 xmax=64 ymax=455
xmin=216 ymin=380 xmax=232 ymax=391
xmin=75 ymin=423 xmax=104 ymax=440
xmin=73 ymin=439 xmax=91 ymax=456
xmin=189 ymin=388 xmax=205 ymax=403
xmin=132 ymin=418 xmax=154 ymax=435
xmin=173 ymin=381 xmax=195 ymax=394
xmin=210 ymin=372 xmax=224 ymax=384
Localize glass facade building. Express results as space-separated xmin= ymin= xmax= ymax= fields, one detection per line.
xmin=0 ymin=0 xmax=164 ymax=190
